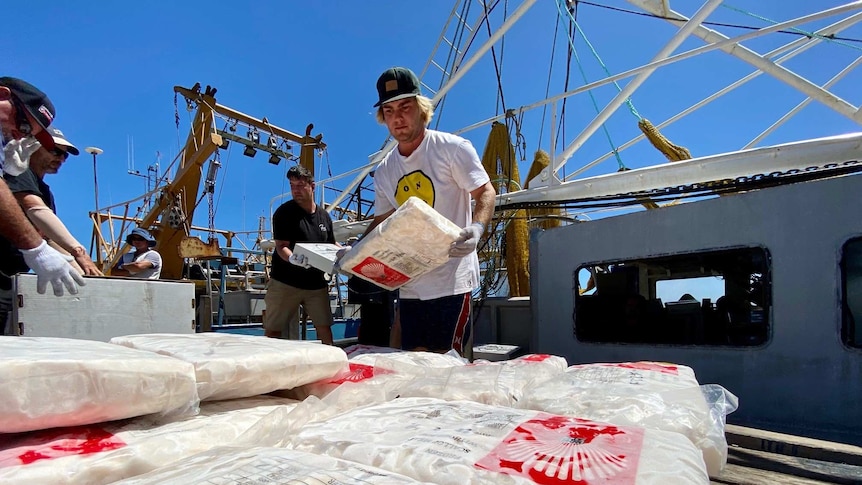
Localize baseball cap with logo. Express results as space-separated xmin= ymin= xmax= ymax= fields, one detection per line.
xmin=0 ymin=77 xmax=57 ymax=150
xmin=47 ymin=127 xmax=80 ymax=156
xmin=374 ymin=67 xmax=422 ymax=107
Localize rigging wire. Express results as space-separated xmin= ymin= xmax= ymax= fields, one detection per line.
xmin=537 ymin=13 xmax=561 ymax=149
xmin=578 ymin=1 xmax=862 ymax=46
xmin=721 ymin=3 xmax=862 ymax=52
xmin=555 ymin=0 xmax=628 ymax=170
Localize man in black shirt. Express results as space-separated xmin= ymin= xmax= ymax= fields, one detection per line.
xmin=263 ymin=165 xmax=336 ymax=345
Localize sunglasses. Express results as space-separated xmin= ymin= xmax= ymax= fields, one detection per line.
xmin=50 ymin=148 xmax=69 ymax=159
xmin=128 ymin=236 xmax=145 ymax=242
xmin=10 ymin=96 xmax=34 ymax=136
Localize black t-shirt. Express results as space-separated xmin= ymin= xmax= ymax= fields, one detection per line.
xmin=0 ymin=169 xmax=55 ymax=280
xmin=270 ymin=200 xmax=335 ymax=290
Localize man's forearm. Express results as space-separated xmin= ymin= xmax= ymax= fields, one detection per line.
xmin=471 ymin=183 xmax=496 ymax=227
xmin=0 ymin=181 xmax=43 ymax=250
xmin=26 ymin=205 xmax=84 ymax=254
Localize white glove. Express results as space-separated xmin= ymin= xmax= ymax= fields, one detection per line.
xmin=288 ymin=252 xmax=311 ymax=269
xmin=3 ymin=137 xmax=41 ymax=176
xmin=449 ymin=222 xmax=485 ymax=257
xmin=20 ymin=240 xmax=87 ymax=296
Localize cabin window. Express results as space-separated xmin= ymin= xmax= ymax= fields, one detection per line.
xmin=841 ymin=238 xmax=862 ymax=348
xmin=574 ymin=247 xmax=770 ymax=346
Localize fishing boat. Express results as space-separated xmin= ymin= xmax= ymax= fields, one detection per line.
xmin=6 ymin=1 xmax=862 ymax=481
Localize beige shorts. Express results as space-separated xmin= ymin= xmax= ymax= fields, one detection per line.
xmin=263 ymin=279 xmax=333 ymax=339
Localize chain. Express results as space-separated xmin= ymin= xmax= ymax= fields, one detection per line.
xmin=496 ymin=160 xmax=862 ymax=211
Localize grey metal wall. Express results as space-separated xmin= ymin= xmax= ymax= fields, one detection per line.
xmin=531 ymin=174 xmax=862 ymax=445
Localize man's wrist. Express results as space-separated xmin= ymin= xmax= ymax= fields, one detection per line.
xmin=70 ymin=246 xmax=87 ymax=258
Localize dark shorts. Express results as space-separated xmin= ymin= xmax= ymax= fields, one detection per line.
xmin=400 ymin=293 xmax=472 ymax=357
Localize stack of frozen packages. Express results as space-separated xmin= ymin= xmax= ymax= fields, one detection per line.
xmin=285 ymin=397 xmax=710 ymax=484
xmin=0 ymin=336 xmax=198 ymax=434
xmin=338 ymin=196 xmax=463 ymax=290
xmin=0 ymin=396 xmax=299 ymax=485
xmin=518 ymin=361 xmax=739 ymax=476
xmin=112 ymin=447 xmax=431 ymax=484
xmin=110 ymin=332 xmax=348 ymax=401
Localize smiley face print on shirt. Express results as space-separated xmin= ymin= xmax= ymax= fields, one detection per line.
xmin=394 ymin=170 xmax=435 ymax=208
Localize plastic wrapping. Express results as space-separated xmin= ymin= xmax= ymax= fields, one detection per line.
xmin=0 ymin=336 xmax=198 ymax=434
xmin=110 ymin=332 xmax=348 ymax=401
xmin=287 ymin=397 xmax=709 ymax=484
xmin=398 ymin=354 xmax=569 ymax=407
xmin=0 ymin=396 xmax=298 ymax=485
xmin=113 ymin=446 xmax=431 ymax=484
xmin=339 ymin=197 xmax=462 ymax=290
xmin=519 ymin=361 xmax=738 ymax=477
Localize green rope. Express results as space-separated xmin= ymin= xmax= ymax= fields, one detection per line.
xmin=722 ymin=3 xmax=862 ymax=52
xmin=554 ymin=0 xmax=628 ymax=170
xmin=557 ymin=0 xmax=642 ymax=119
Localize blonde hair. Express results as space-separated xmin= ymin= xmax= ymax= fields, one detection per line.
xmin=376 ymin=95 xmax=435 ymax=126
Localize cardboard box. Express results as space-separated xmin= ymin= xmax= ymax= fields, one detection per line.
xmin=339 ymin=197 xmax=462 ymax=290
xmin=293 ymin=243 xmax=341 ymax=273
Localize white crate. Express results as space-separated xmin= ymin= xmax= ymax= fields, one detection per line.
xmin=10 ymin=274 xmax=196 ymax=341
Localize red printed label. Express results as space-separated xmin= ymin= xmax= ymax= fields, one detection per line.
xmin=475 ymin=413 xmax=644 ymax=484
xmin=349 ymin=257 xmax=410 ymax=288
xmin=328 ymin=363 xmax=393 ymax=384
xmin=607 ymin=362 xmax=679 ymax=375
xmin=518 ymin=354 xmax=553 ymax=362
xmin=0 ymin=427 xmax=126 ymax=468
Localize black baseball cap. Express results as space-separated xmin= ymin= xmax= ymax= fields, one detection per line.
xmin=0 ymin=77 xmax=56 ymax=150
xmin=374 ymin=67 xmax=421 ymax=107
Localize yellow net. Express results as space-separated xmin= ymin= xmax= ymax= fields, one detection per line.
xmin=481 ymin=122 xmax=530 ymax=297
xmin=525 ymin=150 xmax=563 ymax=230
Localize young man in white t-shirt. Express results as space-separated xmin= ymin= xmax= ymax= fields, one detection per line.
xmin=341 ymin=67 xmax=496 ymax=359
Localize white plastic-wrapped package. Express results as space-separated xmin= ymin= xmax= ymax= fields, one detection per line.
xmin=0 ymin=396 xmax=298 ymax=485
xmin=339 ymin=197 xmax=462 ymax=290
xmin=343 ymin=343 xmax=403 ymax=358
xmin=351 ymin=349 xmax=468 ymax=368
xmin=287 ymin=397 xmax=709 ymax=484
xmin=399 ymin=354 xmax=569 ymax=407
xmin=0 ymin=336 xmax=198 ymax=434
xmin=519 ymin=361 xmax=738 ymax=477
xmin=113 ymin=446 xmax=431 ymax=484
xmin=110 ymin=332 xmax=348 ymax=401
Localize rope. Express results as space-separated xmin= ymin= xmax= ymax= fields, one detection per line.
xmin=558 ymin=0 xmax=641 ymax=120
xmin=722 ymin=3 xmax=862 ymax=52
xmin=554 ymin=0 xmax=628 ymax=171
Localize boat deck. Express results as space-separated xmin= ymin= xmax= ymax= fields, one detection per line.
xmin=712 ymin=425 xmax=862 ymax=484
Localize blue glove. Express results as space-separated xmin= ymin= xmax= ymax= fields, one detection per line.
xmin=449 ymin=222 xmax=485 ymax=257
xmin=288 ymin=252 xmax=311 ymax=269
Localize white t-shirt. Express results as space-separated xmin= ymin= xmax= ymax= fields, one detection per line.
xmin=374 ymin=130 xmax=490 ymax=300
xmin=121 ymin=249 xmax=162 ymax=279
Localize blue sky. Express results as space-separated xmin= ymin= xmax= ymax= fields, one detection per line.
xmin=3 ymin=0 xmax=861 ymax=254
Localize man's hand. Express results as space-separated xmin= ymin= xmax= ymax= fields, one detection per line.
xmin=69 ymin=245 xmax=103 ymax=276
xmin=20 ymin=240 xmax=87 ymax=296
xmin=288 ymin=252 xmax=311 ymax=269
xmin=449 ymin=222 xmax=485 ymax=257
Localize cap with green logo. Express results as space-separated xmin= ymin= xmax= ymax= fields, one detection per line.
xmin=374 ymin=67 xmax=421 ymax=107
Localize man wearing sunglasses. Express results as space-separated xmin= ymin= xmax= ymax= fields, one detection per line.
xmin=0 ymin=77 xmax=84 ymax=310
xmin=4 ymin=127 xmax=103 ymax=278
